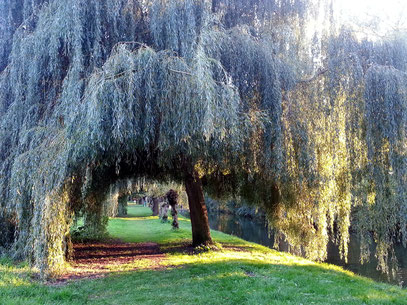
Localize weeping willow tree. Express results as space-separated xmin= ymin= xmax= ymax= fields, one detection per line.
xmin=0 ymin=0 xmax=406 ymax=278
xmin=0 ymin=0 xmax=301 ymax=276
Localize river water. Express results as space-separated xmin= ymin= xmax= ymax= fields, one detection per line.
xmin=207 ymin=211 xmax=407 ymax=288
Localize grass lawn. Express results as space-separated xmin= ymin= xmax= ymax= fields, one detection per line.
xmin=1 ymin=204 xmax=406 ymax=304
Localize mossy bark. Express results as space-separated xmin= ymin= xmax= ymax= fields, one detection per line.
xmin=33 ymin=193 xmax=73 ymax=279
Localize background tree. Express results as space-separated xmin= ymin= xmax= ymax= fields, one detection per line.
xmin=166 ymin=189 xmax=180 ymax=229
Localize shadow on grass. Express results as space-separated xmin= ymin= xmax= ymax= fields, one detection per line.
xmin=84 ymin=258 xmax=406 ymax=305
xmin=1 ymin=246 xmax=406 ymax=305
xmin=3 ymin=207 xmax=406 ymax=304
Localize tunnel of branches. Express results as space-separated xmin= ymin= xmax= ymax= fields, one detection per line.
xmin=1 ymin=0 xmax=407 ymax=277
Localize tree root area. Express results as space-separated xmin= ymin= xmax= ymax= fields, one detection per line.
xmin=52 ymin=241 xmax=166 ymax=284
xmin=49 ymin=241 xmax=229 ymax=285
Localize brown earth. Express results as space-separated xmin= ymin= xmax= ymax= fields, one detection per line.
xmin=50 ymin=240 xmax=166 ymax=284
xmin=47 ymin=240 xmax=228 ymax=285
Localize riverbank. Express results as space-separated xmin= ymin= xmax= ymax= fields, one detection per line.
xmin=207 ymin=210 xmax=407 ymax=287
xmin=1 ymin=205 xmax=406 ymax=304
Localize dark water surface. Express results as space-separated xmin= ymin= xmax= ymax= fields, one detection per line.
xmin=208 ymin=212 xmax=407 ymax=288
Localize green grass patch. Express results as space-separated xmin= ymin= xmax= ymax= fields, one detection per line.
xmin=1 ymin=205 xmax=406 ymax=304
xmin=110 ymin=205 xmax=247 ymax=247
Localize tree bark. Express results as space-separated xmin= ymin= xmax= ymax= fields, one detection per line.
xmin=166 ymin=189 xmax=179 ymax=229
xmin=171 ymin=204 xmax=179 ymax=229
xmin=117 ymin=195 xmax=128 ymax=217
xmin=184 ymin=169 xmax=213 ymax=246
xmin=152 ymin=197 xmax=160 ymax=216
xmin=161 ymin=203 xmax=169 ymax=222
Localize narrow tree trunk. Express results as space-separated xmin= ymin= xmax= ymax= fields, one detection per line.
xmin=166 ymin=189 xmax=179 ymax=229
xmin=171 ymin=204 xmax=179 ymax=229
xmin=161 ymin=203 xmax=169 ymax=222
xmin=184 ymin=169 xmax=213 ymax=246
xmin=117 ymin=195 xmax=128 ymax=217
xmin=159 ymin=202 xmax=163 ymax=219
xmin=152 ymin=197 xmax=160 ymax=216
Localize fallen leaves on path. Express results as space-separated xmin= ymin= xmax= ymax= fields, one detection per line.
xmin=51 ymin=241 xmax=166 ymax=284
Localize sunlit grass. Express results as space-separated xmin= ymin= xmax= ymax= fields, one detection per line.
xmin=111 ymin=205 xmax=253 ymax=247
xmin=0 ymin=205 xmax=406 ymax=304
xmin=108 ymin=205 xmax=193 ymax=244
xmin=68 ymin=257 xmax=156 ymax=274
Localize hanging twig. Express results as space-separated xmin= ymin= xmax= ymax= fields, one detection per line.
xmin=167 ymin=68 xmax=194 ymax=76
xmin=297 ymin=68 xmax=328 ymax=84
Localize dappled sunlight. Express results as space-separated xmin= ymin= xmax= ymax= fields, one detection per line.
xmin=161 ymin=246 xmax=360 ymax=280
xmin=0 ymin=261 xmax=33 ymax=288
xmin=113 ymin=216 xmax=158 ymax=221
xmin=51 ymin=241 xmax=168 ymax=282
xmin=66 ymin=257 xmax=158 ymax=274
xmin=0 ymin=263 xmax=30 ymax=275
xmin=0 ymin=272 xmax=32 ymax=288
xmin=114 ymin=215 xmax=191 ymax=223
xmin=107 ymin=207 xmax=382 ymax=286
xmin=1 ymin=211 xmax=406 ymax=305
xmin=61 ymin=211 xmax=371 ymax=284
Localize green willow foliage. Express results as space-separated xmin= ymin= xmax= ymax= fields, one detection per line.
xmin=0 ymin=0 xmax=288 ymax=275
xmin=0 ymin=0 xmax=406 ymax=277
xmin=277 ymin=28 xmax=407 ymax=275
xmin=362 ymin=64 xmax=407 ymax=274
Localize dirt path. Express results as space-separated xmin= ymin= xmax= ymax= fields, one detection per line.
xmin=48 ymin=240 xmax=226 ymax=285
xmin=52 ymin=241 xmax=166 ymax=284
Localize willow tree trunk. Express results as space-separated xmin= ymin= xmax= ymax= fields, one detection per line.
xmin=152 ymin=197 xmax=160 ymax=216
xmin=185 ymin=169 xmax=213 ymax=246
xmin=117 ymin=195 xmax=128 ymax=217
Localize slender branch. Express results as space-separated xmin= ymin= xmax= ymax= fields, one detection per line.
xmin=111 ymin=41 xmax=149 ymax=53
xmin=297 ymin=68 xmax=328 ymax=84
xmin=167 ymin=68 xmax=194 ymax=76
xmin=102 ymin=67 xmax=194 ymax=82
xmin=104 ymin=69 xmax=137 ymax=81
